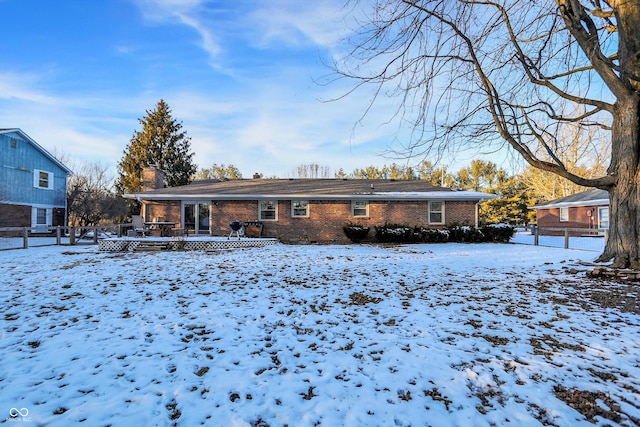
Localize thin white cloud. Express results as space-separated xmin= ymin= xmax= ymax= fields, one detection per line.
xmin=246 ymin=0 xmax=350 ymax=48
xmin=0 ymin=72 xmax=56 ymax=104
xmin=131 ymin=0 xmax=222 ymax=60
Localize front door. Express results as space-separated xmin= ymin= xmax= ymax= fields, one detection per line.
xmin=183 ymin=202 xmax=210 ymax=234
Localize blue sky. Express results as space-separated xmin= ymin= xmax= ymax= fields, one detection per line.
xmin=1 ymin=0 xmax=503 ymax=178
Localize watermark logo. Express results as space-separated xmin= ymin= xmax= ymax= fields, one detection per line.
xmin=8 ymin=408 xmax=31 ymax=423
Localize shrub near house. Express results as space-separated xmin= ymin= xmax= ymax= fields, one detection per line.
xmin=372 ymin=223 xmax=514 ymax=244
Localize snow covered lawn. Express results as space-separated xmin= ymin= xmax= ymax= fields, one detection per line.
xmin=1 ymin=243 xmax=638 ymax=426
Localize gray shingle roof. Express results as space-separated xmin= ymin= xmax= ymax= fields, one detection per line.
xmin=534 ymin=188 xmax=609 ymax=209
xmin=127 ymin=178 xmax=496 ymax=201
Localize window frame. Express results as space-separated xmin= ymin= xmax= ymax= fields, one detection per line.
xmin=34 ymin=169 xmax=54 ymax=190
xmin=291 ymin=200 xmax=309 ymax=218
xmin=259 ymin=200 xmax=278 ymax=221
xmin=351 ymin=200 xmax=369 ymax=218
xmin=428 ymin=201 xmax=445 ymax=225
xmin=36 ymin=208 xmax=47 ymax=225
xmin=31 ymin=207 xmax=52 ymax=231
xmin=598 ymin=207 xmax=609 ymax=230
xmin=559 ymin=207 xmax=569 ymax=222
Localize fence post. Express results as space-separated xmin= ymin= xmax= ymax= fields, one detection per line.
xmin=70 ymin=226 xmax=76 ymax=245
xmin=93 ymin=226 xmax=98 ymax=244
xmin=534 ymin=226 xmax=539 ymax=246
xmin=56 ymin=226 xmax=62 ymax=245
xmin=564 ymin=228 xmax=570 ymax=249
xmin=23 ymin=227 xmax=29 ymax=249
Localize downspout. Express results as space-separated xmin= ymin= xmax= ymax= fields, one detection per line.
xmin=475 ymin=201 xmax=480 ymax=227
xmin=64 ymin=173 xmax=70 ymax=227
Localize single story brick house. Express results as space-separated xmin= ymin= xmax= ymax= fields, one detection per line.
xmin=533 ymin=189 xmax=609 ymax=235
xmin=125 ymin=167 xmax=496 ymax=243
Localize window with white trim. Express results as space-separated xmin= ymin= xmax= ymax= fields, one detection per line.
xmin=34 ymin=169 xmax=54 ymax=189
xmin=352 ymin=201 xmax=368 ymax=217
xmin=428 ymin=201 xmax=444 ymax=224
xmin=291 ymin=200 xmax=309 ymax=217
xmin=559 ymin=207 xmax=569 ymax=222
xmin=598 ymin=207 xmax=609 ymax=230
xmin=259 ymin=200 xmax=278 ymax=221
xmin=36 ymin=208 xmax=47 ymax=225
xmin=31 ymin=207 xmax=52 ymax=231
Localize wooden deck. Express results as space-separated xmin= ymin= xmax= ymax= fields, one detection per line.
xmin=98 ymin=236 xmax=278 ymax=252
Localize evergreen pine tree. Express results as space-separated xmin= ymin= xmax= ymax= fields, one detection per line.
xmin=117 ymin=99 xmax=197 ymax=196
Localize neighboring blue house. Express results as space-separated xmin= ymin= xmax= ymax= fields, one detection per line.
xmin=0 ymin=129 xmax=73 ymax=230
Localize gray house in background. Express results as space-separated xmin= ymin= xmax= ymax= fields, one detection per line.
xmin=0 ymin=129 xmax=73 ymax=230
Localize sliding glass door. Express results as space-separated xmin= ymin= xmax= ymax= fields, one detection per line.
xmin=183 ymin=202 xmax=210 ymax=234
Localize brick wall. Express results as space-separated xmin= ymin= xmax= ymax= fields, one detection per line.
xmin=206 ymin=199 xmax=478 ymax=243
xmin=142 ymin=199 xmax=479 ymax=243
xmin=143 ymin=201 xmax=181 ymax=222
xmin=0 ymin=204 xmax=66 ymax=229
xmin=142 ymin=167 xmax=165 ymax=191
xmin=53 ymin=208 xmax=66 ymax=227
xmin=0 ymin=203 xmax=31 ymax=227
xmin=444 ymin=201 xmax=477 ymax=225
xmin=537 ymin=205 xmax=604 ymax=235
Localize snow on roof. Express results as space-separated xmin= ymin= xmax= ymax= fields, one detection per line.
xmin=372 ymin=191 xmax=497 ymax=200
xmin=534 ymin=189 xmax=609 ymax=209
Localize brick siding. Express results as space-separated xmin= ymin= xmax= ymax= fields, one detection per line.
xmin=143 ymin=201 xmax=181 ymax=223
xmin=537 ymin=205 xmax=605 ymax=235
xmin=145 ymin=199 xmax=478 ymax=243
xmin=0 ymin=204 xmax=66 ymax=229
xmin=0 ymin=203 xmax=31 ymax=227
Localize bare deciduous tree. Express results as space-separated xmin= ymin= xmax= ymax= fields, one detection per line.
xmin=521 ymin=125 xmax=609 ymax=201
xmin=292 ymin=163 xmax=333 ymax=178
xmin=67 ymin=161 xmax=127 ymax=226
xmin=334 ymin=1 xmax=640 ymax=267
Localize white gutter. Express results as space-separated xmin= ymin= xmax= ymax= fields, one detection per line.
xmin=533 ymin=198 xmax=609 ymax=209
xmin=124 ymin=191 xmax=498 ymax=202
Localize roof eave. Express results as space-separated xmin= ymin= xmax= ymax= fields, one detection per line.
xmin=124 ymin=192 xmax=497 ymax=202
xmin=1 ymin=128 xmax=74 ymax=175
xmin=533 ymin=199 xmax=610 ymax=209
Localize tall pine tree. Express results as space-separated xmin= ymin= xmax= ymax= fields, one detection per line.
xmin=117 ymin=100 xmax=197 ymax=198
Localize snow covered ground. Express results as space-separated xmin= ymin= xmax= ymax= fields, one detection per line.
xmin=0 ymin=243 xmax=638 ymax=426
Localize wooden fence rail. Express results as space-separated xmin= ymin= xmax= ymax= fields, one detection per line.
xmin=533 ymin=227 xmax=608 ymax=249
xmin=0 ymin=224 xmax=126 ymax=250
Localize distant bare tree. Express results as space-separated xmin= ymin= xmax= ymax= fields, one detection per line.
xmin=521 ymin=125 xmax=609 ymax=201
xmin=292 ymin=163 xmax=333 ymax=178
xmin=67 ymin=161 xmax=127 ymax=226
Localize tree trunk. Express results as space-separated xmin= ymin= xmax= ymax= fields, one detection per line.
xmin=596 ymin=95 xmax=640 ymax=268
